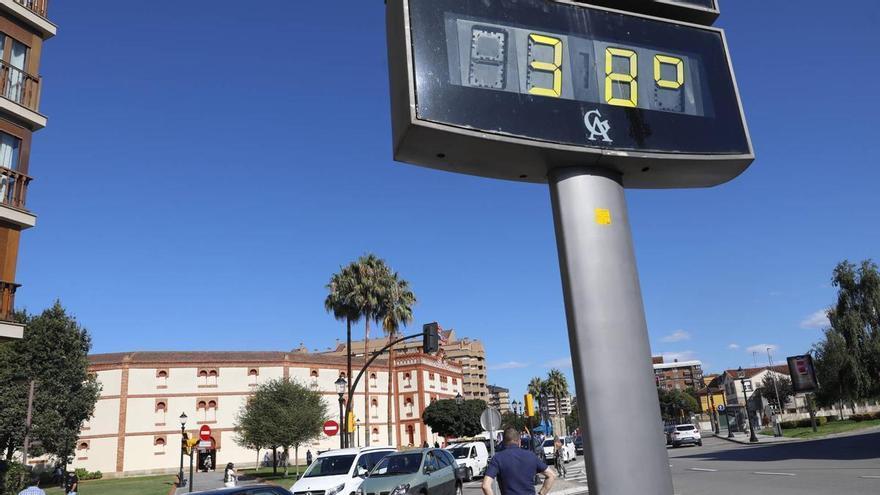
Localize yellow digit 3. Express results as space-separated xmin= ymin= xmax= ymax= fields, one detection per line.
xmin=527 ymin=33 xmax=563 ymax=97
xmin=605 ymin=47 xmax=638 ymax=107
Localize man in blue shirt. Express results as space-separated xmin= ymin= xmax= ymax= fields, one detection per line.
xmin=482 ymin=428 xmax=557 ymax=495
xmin=18 ymin=475 xmax=46 ymax=495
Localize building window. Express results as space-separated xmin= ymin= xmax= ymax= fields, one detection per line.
xmin=76 ymin=441 xmax=89 ymax=460
xmin=155 ymin=400 xmax=167 ymax=425
xmin=0 ymin=34 xmax=28 ymax=105
xmin=440 ymin=376 xmax=448 ymax=391
xmin=198 ymin=369 xmax=218 ymax=387
xmin=0 ymin=130 xmax=21 ymax=207
xmin=208 ymin=370 xmax=218 ymax=386
xmin=248 ymin=368 xmax=259 ymax=387
xmin=156 ymin=369 xmax=168 ymax=388
xmin=371 ymin=428 xmax=379 ymax=443
xmin=310 ymin=369 xmax=319 ymax=377
xmin=371 ymin=398 xmax=379 ymax=419
xmin=207 ymin=400 xmax=217 ymax=422
xmin=154 ymin=437 xmax=166 ymax=455
xmin=339 ymin=372 xmax=346 ymax=378
xmin=403 ymin=373 xmax=412 ymax=388
xmin=405 ymin=397 xmax=414 ymax=417
xmin=370 ymin=372 xmax=377 ymax=388
xmin=197 ymin=400 xmax=208 ymax=422
xmin=452 ymin=378 xmax=457 ymax=385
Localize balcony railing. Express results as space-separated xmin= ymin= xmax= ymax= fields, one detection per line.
xmin=0 ymin=61 xmax=40 ymax=112
xmin=0 ymin=166 xmax=31 ymax=210
xmin=0 ymin=280 xmax=19 ymax=322
xmin=13 ymin=0 xmax=48 ymax=18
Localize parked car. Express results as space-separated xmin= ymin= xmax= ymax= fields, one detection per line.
xmin=446 ymin=441 xmax=489 ymax=481
xmin=194 ymin=485 xmax=291 ymax=494
xmin=357 ymin=449 xmax=463 ymax=495
xmin=290 ymin=446 xmax=396 ymax=495
xmin=670 ymin=424 xmax=702 ymax=447
xmin=573 ymin=436 xmax=583 ymax=455
xmin=540 ymin=437 xmax=575 ymax=463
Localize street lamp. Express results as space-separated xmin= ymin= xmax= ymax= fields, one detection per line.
xmin=335 ymin=376 xmax=347 ymax=449
xmin=512 ymin=400 xmax=520 ymax=418
xmin=738 ymin=367 xmax=759 ymax=443
xmin=455 ymin=392 xmax=464 ymax=405
xmin=356 ymin=419 xmax=361 ymax=447
xmin=178 ymin=412 xmax=187 ymax=487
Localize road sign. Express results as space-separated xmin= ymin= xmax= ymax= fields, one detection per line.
xmin=717 ymin=404 xmax=726 ymax=413
xmin=386 ymin=0 xmax=753 ymax=188
xmin=198 ymin=440 xmax=212 ymax=450
xmin=787 ymin=355 xmax=818 ymax=393
xmin=323 ymin=420 xmax=339 ymax=436
xmin=199 ymin=425 xmax=211 ymax=441
xmin=480 ymin=407 xmax=502 ymax=432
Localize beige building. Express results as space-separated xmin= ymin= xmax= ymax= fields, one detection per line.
xmin=487 ymin=385 xmax=510 ymax=413
xmin=546 ymin=395 xmax=572 ymax=416
xmin=329 ymin=327 xmax=489 ymax=401
xmin=69 ymin=350 xmax=462 ymax=477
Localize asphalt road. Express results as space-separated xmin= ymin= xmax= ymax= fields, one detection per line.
xmin=463 ymin=430 xmax=880 ymax=495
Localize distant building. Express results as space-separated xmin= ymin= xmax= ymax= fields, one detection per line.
xmin=487 ymin=385 xmax=510 ymax=412
xmin=652 ymin=357 xmax=703 ymax=390
xmin=329 ymin=327 xmax=489 ymax=401
xmin=546 ymin=395 xmax=572 ymax=416
xmin=63 ymin=350 xmax=462 ymax=477
xmin=696 ymin=373 xmax=725 ymax=415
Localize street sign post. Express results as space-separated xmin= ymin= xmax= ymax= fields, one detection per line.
xmin=199 ymin=425 xmax=211 ymax=442
xmin=385 ymin=0 xmax=753 ymax=493
xmin=480 ymin=407 xmax=503 ymax=458
xmin=323 ymin=420 xmax=340 ymax=437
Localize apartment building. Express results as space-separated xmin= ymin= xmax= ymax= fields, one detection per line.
xmin=546 ymin=394 xmax=572 ymax=416
xmin=329 ymin=327 xmax=489 ymax=401
xmin=65 ymin=350 xmax=462 ymax=477
xmin=0 ymin=0 xmax=55 ymax=341
xmin=487 ymin=384 xmax=510 ymax=412
xmin=652 ymin=357 xmax=703 ymax=390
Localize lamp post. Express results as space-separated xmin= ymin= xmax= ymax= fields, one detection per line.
xmin=738 ymin=367 xmax=758 ymax=443
xmin=356 ymin=419 xmax=361 ymax=448
xmin=178 ymin=412 xmax=187 ymax=487
xmin=512 ymin=400 xmax=520 ymax=419
xmin=335 ymin=377 xmax=347 ymax=449
xmin=455 ymin=392 xmax=463 ymax=406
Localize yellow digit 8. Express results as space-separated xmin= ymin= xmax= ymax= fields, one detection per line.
xmin=604 ymin=47 xmax=638 ymax=107
xmin=528 ymin=33 xmax=563 ymax=98
xmin=654 ymin=54 xmax=684 ymax=89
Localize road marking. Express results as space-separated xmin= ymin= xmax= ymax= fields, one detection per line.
xmin=859 ymin=476 xmax=880 ymax=479
xmin=753 ymin=472 xmax=796 ymax=477
xmin=688 ymin=468 xmax=718 ymax=472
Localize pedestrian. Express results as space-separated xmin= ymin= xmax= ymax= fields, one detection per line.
xmin=423 ymin=441 xmax=429 ymax=448
xmin=18 ymin=474 xmax=46 ymax=495
xmin=263 ymin=451 xmax=270 ymax=467
xmin=202 ymin=453 xmax=213 ymax=472
xmin=306 ymin=450 xmax=313 ymax=466
xmin=224 ymin=462 xmax=237 ymax=488
xmin=64 ymin=471 xmax=78 ymax=495
xmin=482 ymin=428 xmax=556 ymax=495
xmin=434 ymin=441 xmax=440 ymax=448
xmin=51 ymin=465 xmax=63 ymax=486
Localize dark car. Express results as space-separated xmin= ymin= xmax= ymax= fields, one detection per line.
xmin=573 ymin=436 xmax=583 ymax=455
xmin=194 ymin=485 xmax=291 ymax=495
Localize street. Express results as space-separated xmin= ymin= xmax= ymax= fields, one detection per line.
xmin=463 ymin=430 xmax=880 ymax=495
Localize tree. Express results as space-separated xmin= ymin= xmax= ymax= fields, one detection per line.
xmin=527 ymin=377 xmax=545 ymax=398
xmin=544 ymin=369 xmax=569 ymax=417
xmin=756 ymin=374 xmax=793 ymax=409
xmin=235 ymin=379 xmax=327 ymax=476
xmin=811 ymin=260 xmax=880 ymax=411
xmin=656 ymin=388 xmax=698 ymax=422
xmin=0 ymin=303 xmax=100 ymax=469
xmin=422 ymin=399 xmax=483 ymax=439
xmin=325 ymin=264 xmax=361 ymax=446
xmin=501 ymin=411 xmax=527 ymax=433
xmin=379 ymin=271 xmax=416 ymax=445
xmin=565 ymin=403 xmax=579 ymax=433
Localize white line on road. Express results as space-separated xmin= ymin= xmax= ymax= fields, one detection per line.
xmin=688 ymin=468 xmax=718 ymax=472
xmin=859 ymin=475 xmax=880 ymax=479
xmin=753 ymin=472 xmax=796 ymax=477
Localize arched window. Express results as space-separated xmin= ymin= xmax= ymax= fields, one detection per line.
xmin=154 ymin=436 xmax=166 ymax=454
xmin=208 ymin=369 xmax=218 ymax=386
xmin=339 ymin=371 xmax=346 ymax=378
xmin=370 ymin=398 xmax=379 ymax=418
xmin=197 ymin=400 xmax=208 ymax=422
xmin=405 ymin=397 xmax=414 ymax=416
xmin=310 ymin=369 xmax=319 ymax=377
xmin=77 ymin=441 xmax=89 ymax=460
xmin=155 ymin=400 xmax=167 ymax=425
xmin=369 ymin=372 xmax=377 ymax=389
xmin=403 ymin=372 xmax=412 ymax=388
xmin=198 ymin=369 xmax=209 ymax=386
xmin=207 ymin=400 xmax=218 ymax=422
xmin=248 ymin=368 xmax=259 ymax=386
xmin=371 ymin=428 xmax=379 ymax=443
xmin=157 ymin=369 xmax=168 ymax=388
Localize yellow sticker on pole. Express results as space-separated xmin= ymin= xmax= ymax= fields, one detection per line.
xmin=595 ymin=208 xmax=612 ymax=225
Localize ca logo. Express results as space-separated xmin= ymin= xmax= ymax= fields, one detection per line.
xmin=584 ymin=110 xmax=612 ymax=143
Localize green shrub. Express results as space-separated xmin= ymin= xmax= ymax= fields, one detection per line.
xmin=0 ymin=460 xmax=27 ymax=495
xmin=780 ymin=420 xmax=798 ymax=429
xmin=74 ymin=468 xmax=102 ymax=481
xmin=850 ymin=413 xmax=872 ymax=422
xmin=825 ymin=415 xmax=838 ymax=423
xmin=817 ymin=416 xmax=828 ymax=426
xmin=872 ymin=411 xmax=880 ymax=420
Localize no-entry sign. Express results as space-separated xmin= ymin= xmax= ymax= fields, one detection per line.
xmin=199 ymin=425 xmax=212 ymax=441
xmin=323 ymin=420 xmax=339 ymax=436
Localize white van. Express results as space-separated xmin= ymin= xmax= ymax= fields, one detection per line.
xmin=446 ymin=441 xmax=489 ymax=481
xmin=290 ymin=446 xmax=395 ymax=495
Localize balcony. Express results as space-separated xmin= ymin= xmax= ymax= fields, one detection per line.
xmin=0 ymin=61 xmax=45 ymax=129
xmin=0 ymin=167 xmax=35 ymax=228
xmin=0 ymin=0 xmax=56 ymax=38
xmin=0 ymin=281 xmax=22 ymax=341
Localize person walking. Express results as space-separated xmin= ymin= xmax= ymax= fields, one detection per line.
xmin=482 ymin=428 xmax=556 ymax=495
xmin=306 ymin=450 xmax=313 ymax=466
xmin=223 ymin=462 xmax=237 ymax=488
xmin=18 ymin=474 xmax=46 ymax=495
xmin=64 ymin=471 xmax=78 ymax=495
xmin=552 ymin=437 xmax=566 ymax=478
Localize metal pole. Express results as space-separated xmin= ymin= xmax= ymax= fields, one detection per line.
xmin=741 ymin=378 xmax=758 ymax=443
xmin=189 ymin=447 xmax=194 ymax=492
xmin=20 ymin=379 xmax=35 ymax=482
xmin=549 ymin=167 xmax=674 ymax=495
xmin=767 ymin=348 xmax=783 ymax=436
xmin=178 ymin=426 xmax=186 ymax=487
xmin=338 ymin=395 xmax=345 ymax=449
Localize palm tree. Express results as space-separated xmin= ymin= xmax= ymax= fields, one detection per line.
xmin=545 ymin=369 xmax=569 ymax=417
xmin=528 ymin=377 xmax=545 ymax=398
xmin=325 ymin=264 xmax=360 ymax=447
xmin=379 ymin=271 xmax=416 ymax=445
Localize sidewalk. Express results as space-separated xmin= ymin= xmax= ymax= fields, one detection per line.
xmin=174 ymin=469 xmax=266 ymax=494
xmin=710 ymin=431 xmax=795 ymax=445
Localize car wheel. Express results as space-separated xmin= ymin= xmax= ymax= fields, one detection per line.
xmin=467 ymin=467 xmax=473 ymax=481
xmin=697 ymin=440 xmax=703 ymax=446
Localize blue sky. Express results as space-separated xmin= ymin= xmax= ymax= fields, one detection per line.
xmin=17 ymin=0 xmax=879 ymax=397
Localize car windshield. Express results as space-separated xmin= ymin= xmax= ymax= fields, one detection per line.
xmin=370 ymin=453 xmax=423 ymax=476
xmin=303 ymin=455 xmax=356 ymax=478
xmin=542 ymin=440 xmax=555 ymax=447
xmin=676 ymin=425 xmax=695 ymax=431
xmin=450 ymin=447 xmax=470 ymax=459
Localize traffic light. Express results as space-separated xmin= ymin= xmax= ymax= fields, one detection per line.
xmin=185 ymin=436 xmax=199 ymax=456
xmin=348 ymin=411 xmax=356 ymax=433
xmin=181 ymin=432 xmax=189 ymax=454
xmin=423 ymin=322 xmax=440 ymax=354
xmin=524 ymin=393 xmax=535 ymax=417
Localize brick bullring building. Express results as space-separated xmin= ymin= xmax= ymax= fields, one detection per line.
xmin=71 ymin=350 xmax=462 ymax=477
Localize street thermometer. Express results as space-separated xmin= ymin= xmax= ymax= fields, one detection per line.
xmin=385 ymin=0 xmax=753 ymax=493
